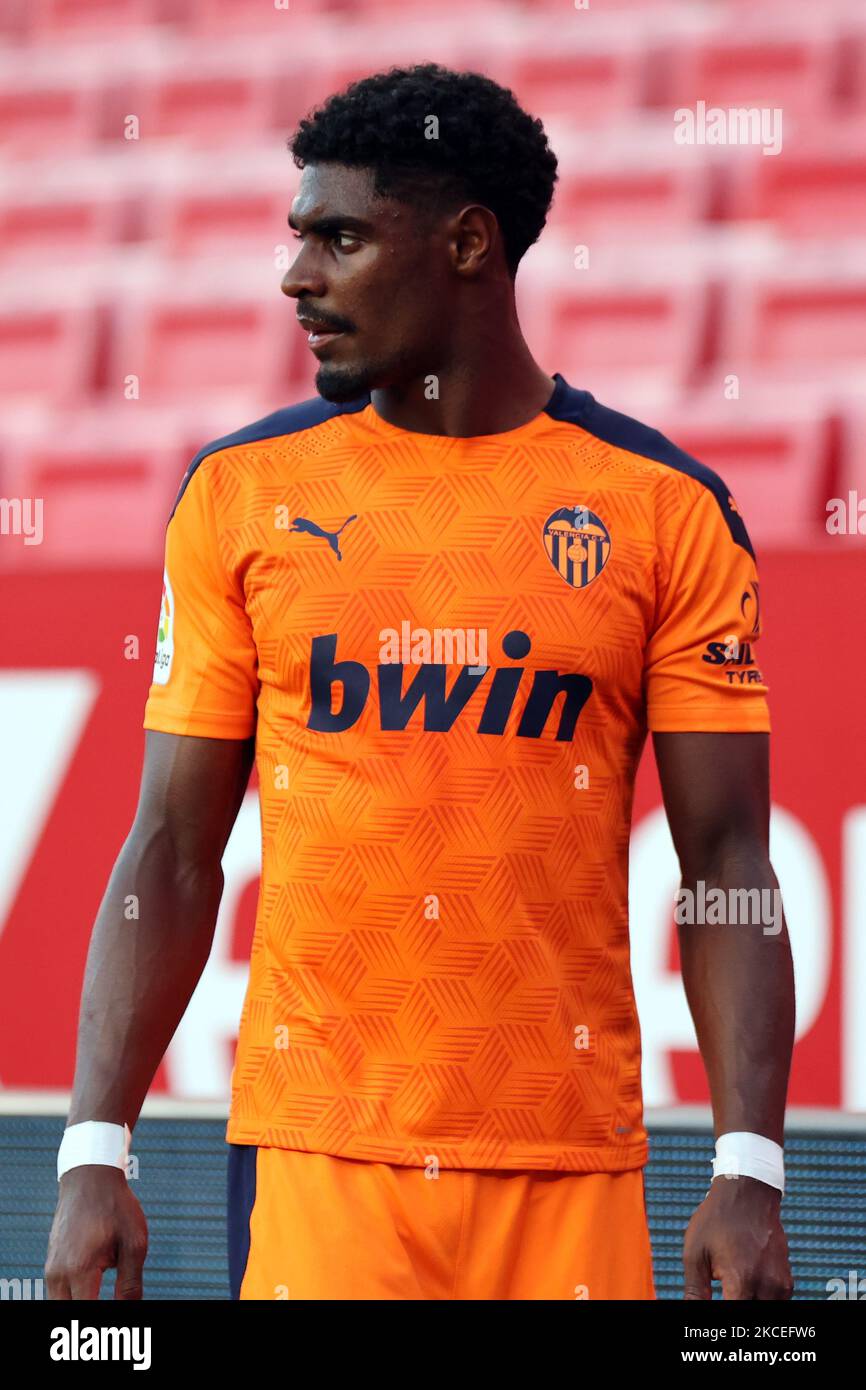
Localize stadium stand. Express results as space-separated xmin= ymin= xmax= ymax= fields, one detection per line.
xmin=0 ymin=0 xmax=863 ymax=566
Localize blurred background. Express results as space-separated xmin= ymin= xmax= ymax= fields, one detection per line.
xmin=0 ymin=0 xmax=864 ymax=1298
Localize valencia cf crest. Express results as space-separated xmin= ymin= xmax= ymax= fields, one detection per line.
xmin=542 ymin=506 xmax=611 ymax=590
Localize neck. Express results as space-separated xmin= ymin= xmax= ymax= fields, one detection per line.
xmin=370 ymin=291 xmax=555 ymax=438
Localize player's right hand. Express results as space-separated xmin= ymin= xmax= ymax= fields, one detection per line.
xmin=45 ymin=1166 xmax=148 ymax=1300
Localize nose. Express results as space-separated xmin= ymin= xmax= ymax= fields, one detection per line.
xmin=280 ymin=243 xmax=326 ymax=300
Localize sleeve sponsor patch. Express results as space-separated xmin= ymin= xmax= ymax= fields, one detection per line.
xmin=152 ymin=568 xmax=174 ymax=686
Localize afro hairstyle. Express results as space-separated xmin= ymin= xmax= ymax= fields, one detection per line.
xmin=289 ymin=63 xmax=559 ymax=277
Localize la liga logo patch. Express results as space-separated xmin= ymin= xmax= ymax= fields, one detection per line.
xmin=153 ymin=568 xmax=174 ymax=685
xmin=542 ymin=506 xmax=611 ymax=590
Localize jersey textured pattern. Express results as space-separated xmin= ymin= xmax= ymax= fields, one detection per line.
xmin=143 ymin=373 xmax=770 ymax=1171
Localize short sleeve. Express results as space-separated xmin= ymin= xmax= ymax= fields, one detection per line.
xmin=645 ymin=485 xmax=770 ymax=733
xmin=143 ymin=462 xmax=259 ymax=739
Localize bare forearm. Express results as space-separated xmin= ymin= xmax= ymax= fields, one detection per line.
xmin=68 ymin=822 xmax=223 ymax=1130
xmin=678 ymin=853 xmax=794 ymax=1145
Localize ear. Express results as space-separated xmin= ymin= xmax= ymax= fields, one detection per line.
xmin=447 ymin=204 xmax=500 ymax=276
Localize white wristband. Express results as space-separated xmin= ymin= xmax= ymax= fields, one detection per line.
xmin=712 ymin=1131 xmax=784 ymax=1194
xmin=57 ymin=1121 xmax=131 ymax=1180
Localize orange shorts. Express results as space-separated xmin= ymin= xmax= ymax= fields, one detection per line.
xmin=228 ymin=1145 xmax=656 ymax=1301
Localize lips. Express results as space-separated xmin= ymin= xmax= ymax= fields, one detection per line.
xmin=298 ymin=316 xmax=346 ymax=350
xmin=307 ymin=328 xmax=343 ymax=347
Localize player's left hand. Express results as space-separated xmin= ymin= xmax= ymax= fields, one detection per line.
xmin=682 ymin=1174 xmax=793 ymax=1300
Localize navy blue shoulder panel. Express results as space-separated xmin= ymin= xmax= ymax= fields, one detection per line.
xmin=169 ymin=390 xmax=371 ymax=520
xmin=544 ymin=373 xmax=755 ymax=559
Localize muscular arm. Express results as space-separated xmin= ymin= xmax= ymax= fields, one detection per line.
xmin=68 ymin=730 xmax=253 ymax=1128
xmin=46 ymin=730 xmax=254 ymax=1299
xmin=654 ymin=731 xmax=795 ymax=1299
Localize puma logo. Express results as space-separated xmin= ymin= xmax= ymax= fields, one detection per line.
xmin=289 ymin=513 xmax=357 ymax=560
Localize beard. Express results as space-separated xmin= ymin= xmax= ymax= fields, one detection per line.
xmin=313 ymin=338 xmax=416 ymax=403
xmin=314 ymin=357 xmax=381 ymax=403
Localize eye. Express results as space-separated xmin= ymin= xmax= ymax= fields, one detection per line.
xmin=290 ymin=229 xmax=361 ymax=251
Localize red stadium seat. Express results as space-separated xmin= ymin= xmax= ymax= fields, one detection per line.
xmin=185 ymin=0 xmax=348 ymax=29
xmin=656 ymin=398 xmax=834 ymax=547
xmin=132 ymin=63 xmax=278 ymax=144
xmin=0 ymin=430 xmax=185 ymax=567
xmin=839 ymin=10 xmax=866 ymax=115
xmin=837 ymin=398 xmax=866 ymax=505
xmin=548 ymin=150 xmax=712 ymax=239
xmin=724 ymin=127 xmax=866 ymax=236
xmin=0 ymin=304 xmax=100 ymax=403
xmin=655 ymin=24 xmax=837 ymax=122
xmin=532 ymin=276 xmax=709 ymax=393
xmin=24 ymin=0 xmax=165 ymax=38
xmin=0 ymin=192 xmax=129 ymax=264
xmin=717 ymin=268 xmax=866 ymax=377
xmin=509 ymin=40 xmax=644 ymax=125
xmin=109 ymin=288 xmax=298 ymax=400
xmin=146 ymin=178 xmax=296 ymax=258
xmin=0 ymin=79 xmax=102 ymax=156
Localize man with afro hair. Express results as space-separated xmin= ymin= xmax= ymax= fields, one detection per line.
xmin=48 ymin=64 xmax=793 ymax=1304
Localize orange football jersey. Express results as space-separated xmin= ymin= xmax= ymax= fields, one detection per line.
xmin=143 ymin=373 xmax=770 ymax=1171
